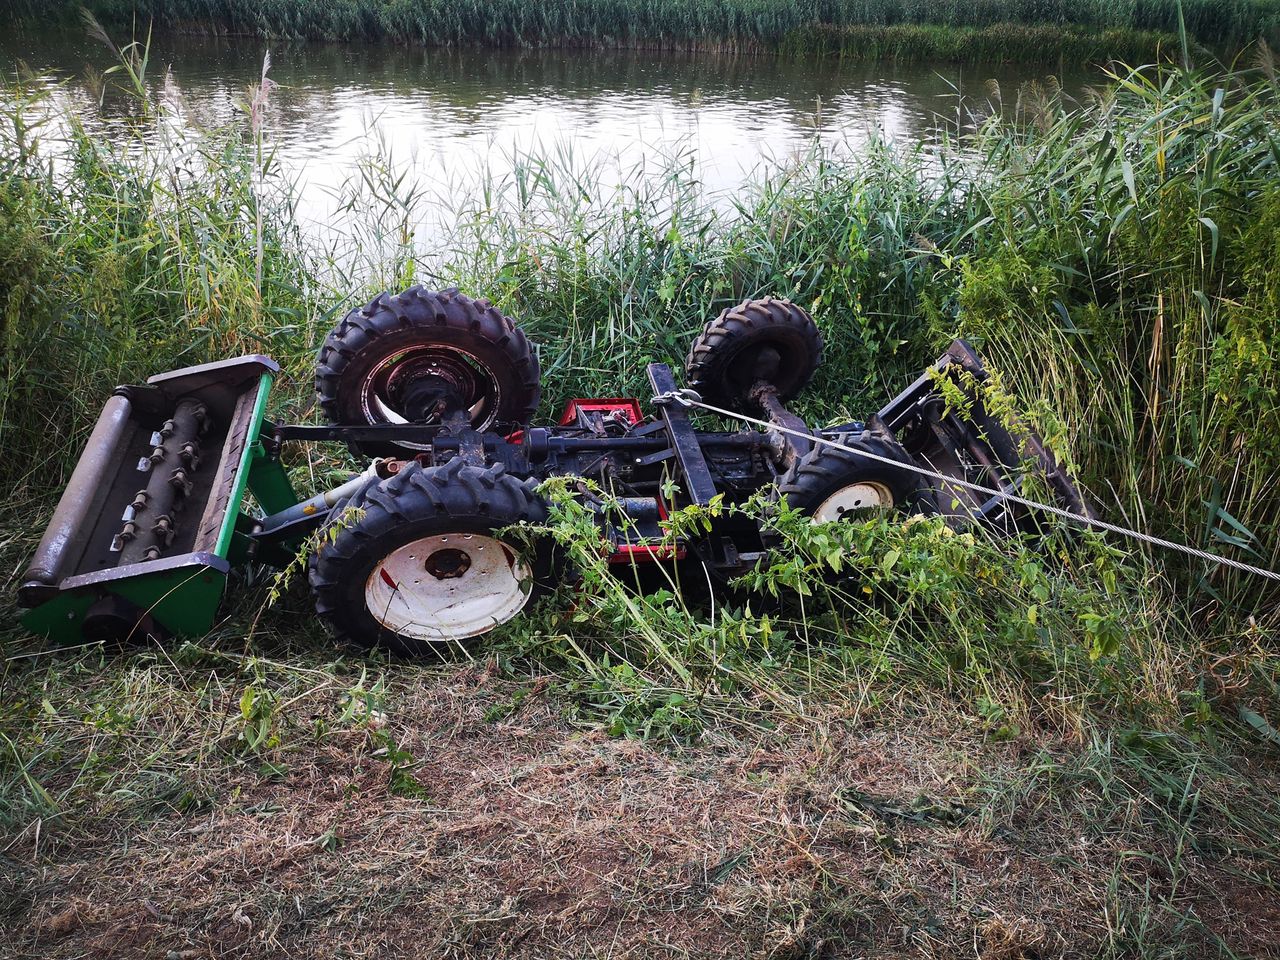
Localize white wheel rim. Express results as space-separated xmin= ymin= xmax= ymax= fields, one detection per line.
xmin=814 ymin=481 xmax=896 ymax=522
xmin=364 ymin=533 xmax=532 ymax=642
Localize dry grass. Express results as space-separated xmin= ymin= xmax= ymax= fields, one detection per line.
xmin=4 ymin=656 xmax=1278 ymax=959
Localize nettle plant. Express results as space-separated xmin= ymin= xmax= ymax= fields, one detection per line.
xmin=753 ymin=499 xmax=1132 ymax=681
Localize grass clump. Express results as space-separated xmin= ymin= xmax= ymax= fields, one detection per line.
xmin=946 ymin=62 xmax=1280 ymax=617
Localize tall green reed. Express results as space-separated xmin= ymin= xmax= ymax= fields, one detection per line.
xmin=0 ymin=58 xmax=318 ymax=486
xmin=19 ymin=0 xmax=1280 ymax=48
xmin=778 ymin=23 xmax=1183 ymax=64
xmin=939 ymin=61 xmax=1280 ymax=616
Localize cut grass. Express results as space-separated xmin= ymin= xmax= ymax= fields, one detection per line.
xmin=4 ymin=652 xmax=1279 ymax=958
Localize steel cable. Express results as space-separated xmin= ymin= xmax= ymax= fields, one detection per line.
xmin=655 ymin=391 xmax=1280 ymax=583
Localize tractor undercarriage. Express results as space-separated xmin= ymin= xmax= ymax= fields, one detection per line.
xmin=20 ymin=288 xmax=1089 ymax=653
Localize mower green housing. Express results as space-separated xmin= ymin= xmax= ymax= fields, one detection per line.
xmin=19 ymin=356 xmax=296 ymax=644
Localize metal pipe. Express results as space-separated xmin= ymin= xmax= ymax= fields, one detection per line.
xmin=19 ymin=393 xmax=134 ymax=603
xmin=257 ymin=464 xmax=379 ymax=537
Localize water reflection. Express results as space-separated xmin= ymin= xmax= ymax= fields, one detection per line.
xmin=2 ymin=25 xmax=1085 ymax=244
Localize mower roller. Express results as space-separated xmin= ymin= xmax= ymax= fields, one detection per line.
xmin=20 ymin=286 xmax=1091 ymax=655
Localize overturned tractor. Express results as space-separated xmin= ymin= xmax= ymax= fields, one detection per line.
xmin=19 ymin=287 xmax=1089 ymax=654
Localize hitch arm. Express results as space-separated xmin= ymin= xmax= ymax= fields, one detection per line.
xmin=647 ymin=363 xmax=719 ymax=505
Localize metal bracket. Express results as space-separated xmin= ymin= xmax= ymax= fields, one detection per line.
xmin=647 ymin=364 xmax=718 ymax=505
xmin=635 ymin=447 xmax=676 ymax=467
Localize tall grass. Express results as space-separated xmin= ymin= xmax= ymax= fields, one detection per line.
xmin=16 ymin=0 xmax=1280 ymax=48
xmin=947 ymin=63 xmax=1280 ymax=619
xmin=0 ymin=83 xmax=317 ymax=478
xmin=0 ymin=43 xmax=1277 ymax=743
xmin=779 ymin=23 xmax=1184 ymax=63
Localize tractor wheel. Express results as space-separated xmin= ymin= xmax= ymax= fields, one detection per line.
xmin=315 ymin=286 xmax=540 ymax=456
xmin=775 ymin=432 xmax=937 ymax=522
xmin=685 ymin=297 xmax=822 ymax=412
xmin=308 ymin=458 xmax=557 ymax=658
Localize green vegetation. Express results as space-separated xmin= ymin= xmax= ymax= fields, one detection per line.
xmin=2 ymin=31 xmax=1280 ymax=957
xmin=779 ymin=23 xmax=1183 ymax=63
xmin=16 ymin=0 xmax=1280 ymax=49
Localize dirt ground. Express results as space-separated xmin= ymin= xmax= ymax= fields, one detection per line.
xmin=3 ymin=664 xmax=1278 ymax=960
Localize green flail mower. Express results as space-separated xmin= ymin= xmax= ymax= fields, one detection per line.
xmin=19 ymin=286 xmax=1090 ymax=656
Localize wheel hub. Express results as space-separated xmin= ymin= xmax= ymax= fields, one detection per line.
xmin=362 ymin=346 xmax=501 ymax=429
xmin=365 ymin=533 xmax=531 ymax=642
xmin=814 ymin=481 xmax=896 ymax=522
xmin=424 ymin=547 xmax=471 ymax=579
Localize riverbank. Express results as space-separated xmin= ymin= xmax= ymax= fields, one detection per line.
xmin=2 ymin=40 xmax=1279 ymax=960
xmin=5 ymin=659 xmax=1279 ymax=958
xmin=780 ymin=23 xmax=1183 ymax=64
xmin=16 ymin=0 xmax=1280 ymax=51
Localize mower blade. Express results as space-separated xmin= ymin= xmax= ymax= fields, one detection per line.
xmin=19 ymin=355 xmax=282 ymax=643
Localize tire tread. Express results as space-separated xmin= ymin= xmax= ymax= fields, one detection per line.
xmin=307 ymin=459 xmax=552 ymax=656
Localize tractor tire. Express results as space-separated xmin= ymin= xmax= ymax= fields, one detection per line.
xmin=315 ymin=286 xmax=540 ymax=456
xmin=685 ymin=297 xmax=822 ymax=412
xmin=775 ymin=431 xmax=937 ymax=521
xmin=308 ymin=458 xmax=557 ymax=658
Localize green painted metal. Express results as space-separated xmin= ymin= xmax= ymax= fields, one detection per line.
xmin=214 ymin=373 xmax=276 ymax=558
xmin=20 ymin=593 xmax=96 ymax=644
xmin=247 ymin=447 xmax=298 ymax=516
xmin=20 ymin=564 xmax=229 ymax=643
xmin=226 ymin=512 xmax=259 ymax=567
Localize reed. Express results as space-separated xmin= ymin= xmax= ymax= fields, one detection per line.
xmin=778 ymin=23 xmax=1184 ymax=63
xmin=16 ymin=0 xmax=1280 ymax=48
xmin=0 ymin=40 xmax=1277 ymax=744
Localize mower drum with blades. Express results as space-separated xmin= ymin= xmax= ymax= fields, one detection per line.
xmin=19 ymin=287 xmax=1091 ymax=655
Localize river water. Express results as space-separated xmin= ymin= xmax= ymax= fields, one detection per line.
xmin=3 ymin=28 xmax=1086 ymax=248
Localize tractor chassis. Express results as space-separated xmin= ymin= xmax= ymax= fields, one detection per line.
xmin=19 ymin=336 xmax=1086 ymax=646
xmin=250 ymin=342 xmax=1084 ymax=572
